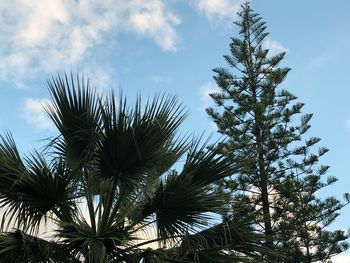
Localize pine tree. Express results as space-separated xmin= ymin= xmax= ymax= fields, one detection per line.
xmin=206 ymin=2 xmax=349 ymax=262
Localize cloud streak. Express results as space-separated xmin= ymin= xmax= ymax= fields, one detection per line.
xmin=22 ymin=98 xmax=54 ymax=130
xmin=346 ymin=119 xmax=350 ymax=129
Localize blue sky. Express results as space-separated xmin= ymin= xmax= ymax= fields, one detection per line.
xmin=1 ymin=0 xmax=350 ymax=261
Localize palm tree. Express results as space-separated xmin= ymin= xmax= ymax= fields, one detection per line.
xmin=0 ymin=74 xmax=272 ymax=262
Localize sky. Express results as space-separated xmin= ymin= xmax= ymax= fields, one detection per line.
xmin=1 ymin=0 xmax=350 ymax=261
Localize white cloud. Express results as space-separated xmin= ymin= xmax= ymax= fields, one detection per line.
xmin=199 ymin=82 xmax=220 ymax=108
xmin=195 ymin=0 xmax=243 ymax=20
xmin=79 ymin=67 xmax=116 ymax=93
xmin=331 ymin=253 xmax=350 ymax=263
xmin=0 ymin=0 xmax=181 ymax=85
xmin=262 ymin=37 xmax=288 ymax=56
xmin=22 ymin=98 xmax=54 ymax=130
xmin=127 ymin=1 xmax=181 ymax=52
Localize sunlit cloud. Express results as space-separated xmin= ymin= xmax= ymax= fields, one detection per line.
xmin=0 ymin=0 xmax=181 ymax=86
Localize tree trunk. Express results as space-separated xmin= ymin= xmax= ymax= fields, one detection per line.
xmin=252 ymin=83 xmax=274 ymax=261
xmin=256 ymin=129 xmax=274 ymax=262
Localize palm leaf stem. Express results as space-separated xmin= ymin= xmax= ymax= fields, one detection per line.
xmin=107 ymin=189 xmax=125 ymax=227
xmin=98 ymin=178 xmax=117 ymax=232
xmin=86 ymin=192 xmax=97 ymax=235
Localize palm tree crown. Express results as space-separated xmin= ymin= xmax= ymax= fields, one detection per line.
xmin=0 ymin=74 xmax=270 ymax=262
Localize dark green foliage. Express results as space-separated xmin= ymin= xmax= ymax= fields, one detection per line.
xmin=0 ymin=230 xmax=77 ymax=263
xmin=0 ymin=74 xmax=273 ymax=262
xmin=207 ymin=2 xmax=349 ymax=262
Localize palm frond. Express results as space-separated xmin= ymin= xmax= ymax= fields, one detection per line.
xmin=46 ymin=73 xmax=101 ymax=169
xmin=56 ymin=217 xmax=132 ymax=262
xmin=177 ymin=220 xmax=276 ymax=261
xmin=0 ymin=145 xmax=77 ymax=232
xmin=180 ymin=140 xmax=237 ymax=185
xmin=134 ymin=171 xmax=224 ymax=243
xmin=0 ymin=230 xmax=71 ymax=263
xmin=97 ymin=93 xmax=187 ymax=193
xmin=0 ymin=133 xmax=27 ymax=230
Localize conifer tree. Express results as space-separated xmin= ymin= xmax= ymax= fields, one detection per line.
xmin=207 ymin=2 xmax=349 ymax=262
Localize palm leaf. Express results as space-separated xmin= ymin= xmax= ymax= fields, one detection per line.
xmin=0 ymin=144 xmax=77 ymax=232
xmin=56 ymin=217 xmax=132 ymax=262
xmin=97 ymin=93 xmax=187 ymax=192
xmin=180 ymin=140 xmax=238 ymax=185
xmin=45 ymin=73 xmax=101 ymax=169
xmin=0 ymin=230 xmax=72 ymax=263
xmin=148 ymin=172 xmax=223 ymax=241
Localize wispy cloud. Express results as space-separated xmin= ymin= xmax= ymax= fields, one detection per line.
xmin=79 ymin=67 xmax=116 ymax=92
xmin=346 ymin=120 xmax=350 ymax=129
xmin=150 ymin=75 xmax=171 ymax=84
xmin=0 ymin=0 xmax=181 ymax=86
xmin=198 ymin=82 xmax=220 ymax=132
xmin=194 ymin=0 xmax=243 ymax=20
xmin=22 ymin=98 xmax=54 ymax=130
xmin=262 ymin=37 xmax=288 ymax=56
xmin=128 ymin=1 xmax=181 ymax=52
xmin=199 ymin=82 xmax=220 ymax=108
xmin=304 ymin=53 xmax=330 ymax=72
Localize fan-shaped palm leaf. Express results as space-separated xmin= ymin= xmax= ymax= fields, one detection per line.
xmin=0 ymin=136 xmax=77 ymax=232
